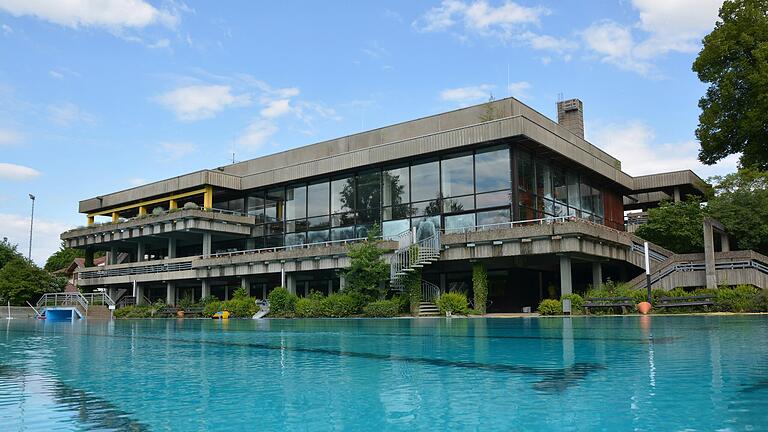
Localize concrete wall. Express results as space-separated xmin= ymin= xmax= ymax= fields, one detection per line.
xmin=0 ymin=306 xmax=37 ymax=319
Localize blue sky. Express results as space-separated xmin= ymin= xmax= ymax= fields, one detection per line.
xmin=0 ymin=0 xmax=734 ymax=264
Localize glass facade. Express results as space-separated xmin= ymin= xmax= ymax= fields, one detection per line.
xmin=224 ymin=144 xmax=605 ymax=248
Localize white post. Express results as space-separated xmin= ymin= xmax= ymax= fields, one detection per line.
xmin=644 ymin=241 xmax=651 ymax=303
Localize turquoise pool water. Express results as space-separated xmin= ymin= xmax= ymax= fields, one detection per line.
xmin=1 ymin=316 xmax=766 ymax=431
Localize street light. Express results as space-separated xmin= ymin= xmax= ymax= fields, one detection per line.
xmin=28 ymin=194 xmax=35 ymax=261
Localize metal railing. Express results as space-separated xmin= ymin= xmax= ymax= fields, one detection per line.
xmin=203 ymin=237 xmax=372 ymax=259
xmin=37 ymin=292 xmax=89 ymax=312
xmin=422 ymin=280 xmax=440 ymax=303
xmin=78 ymin=261 xmax=193 ymax=280
xmin=441 ymin=215 xmax=574 ymax=234
xmin=631 ymin=242 xmax=669 ymax=262
xmin=81 ymin=292 xmax=115 ymax=307
xmin=390 ymin=229 xmax=442 ymax=290
xmin=644 ymin=259 xmax=768 ymax=286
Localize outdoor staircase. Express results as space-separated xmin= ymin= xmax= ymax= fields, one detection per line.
xmin=36 ymin=292 xmax=116 ymax=320
xmin=418 ymin=302 xmax=440 ymax=316
xmin=390 ymin=227 xmax=441 ymax=292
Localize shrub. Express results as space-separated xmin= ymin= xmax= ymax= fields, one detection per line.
xmin=268 ymin=287 xmax=297 ymax=316
xmin=199 ymin=296 xmax=219 ymax=305
xmin=114 ymin=305 xmax=155 ymax=318
xmin=320 ymin=293 xmax=362 ymax=317
xmin=363 ymin=299 xmax=400 ymax=317
xmin=203 ymin=300 xmax=223 ymax=317
xmin=183 ymin=202 xmax=199 ymax=210
xmin=295 ymin=297 xmax=323 ymax=318
xmin=391 ymin=294 xmax=410 ymax=314
xmin=178 ymin=296 xmax=194 ymax=311
xmin=538 ymin=299 xmax=562 ymax=315
xmin=405 ymin=271 xmax=421 ymax=316
xmin=151 ymin=206 xmax=164 ymax=215
xmin=232 ymin=287 xmax=249 ymax=300
xmin=560 ymin=293 xmax=584 ymax=314
xmin=716 ymin=284 xmax=759 ymax=312
xmin=203 ymin=298 xmax=258 ymax=318
xmin=437 ymin=292 xmax=469 ymax=315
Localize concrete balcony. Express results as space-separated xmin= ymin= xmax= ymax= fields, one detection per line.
xmin=61 ymin=208 xmax=258 ymax=248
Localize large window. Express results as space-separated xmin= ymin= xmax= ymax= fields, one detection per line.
xmin=410 ymin=160 xmax=439 ymax=202
xmin=382 ymin=166 xmax=409 ymax=207
xmin=475 ymin=146 xmax=510 ymax=193
xmin=331 ymin=177 xmax=354 ymax=214
xmin=285 ymin=185 xmax=306 ymax=220
xmin=441 ymin=152 xmax=474 ymax=197
xmin=307 ymin=182 xmax=329 ymax=217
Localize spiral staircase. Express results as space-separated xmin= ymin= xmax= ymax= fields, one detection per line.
xmin=390 ymin=228 xmax=442 ymax=315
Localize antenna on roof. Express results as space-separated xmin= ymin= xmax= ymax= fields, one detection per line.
xmin=557 ymin=92 xmax=564 ymax=102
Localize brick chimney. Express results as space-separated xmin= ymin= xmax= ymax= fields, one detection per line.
xmin=556 ymin=98 xmax=584 ymax=139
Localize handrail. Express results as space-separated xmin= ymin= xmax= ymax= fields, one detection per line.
xmin=37 ymin=292 xmax=89 ymax=312
xmin=78 ymin=261 xmax=193 ymax=279
xmin=441 ymin=215 xmax=575 ymax=234
xmin=422 ymin=280 xmax=440 ymax=303
xmin=202 ymin=237 xmax=375 ymax=259
xmin=81 ymin=292 xmax=115 ymax=306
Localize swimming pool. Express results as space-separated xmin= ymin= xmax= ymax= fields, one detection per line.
xmin=1 ymin=316 xmax=766 ymax=431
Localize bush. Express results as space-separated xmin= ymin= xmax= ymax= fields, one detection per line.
xmin=472 ymin=262 xmax=488 ymax=314
xmin=295 ymin=297 xmax=323 ymax=318
xmin=391 ymin=294 xmax=410 ymax=314
xmin=203 ymin=297 xmax=258 ymax=318
xmin=560 ymin=293 xmax=584 ymax=314
xmin=114 ymin=305 xmax=155 ymax=318
xmin=538 ymin=299 xmax=562 ymax=315
xmin=716 ymin=284 xmax=760 ymax=312
xmin=363 ymin=299 xmax=400 ymax=317
xmin=437 ymin=292 xmax=469 ymax=315
xmin=320 ymin=293 xmax=362 ymax=317
xmin=151 ymin=206 xmax=164 ymax=215
xmin=183 ymin=202 xmax=199 ymax=210
xmin=268 ymin=287 xmax=297 ymax=316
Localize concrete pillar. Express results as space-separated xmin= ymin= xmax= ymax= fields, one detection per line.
xmin=673 ymin=186 xmax=681 ymax=203
xmin=703 ymin=219 xmax=717 ymax=289
xmin=720 ymin=233 xmax=730 ymax=252
xmin=440 ymin=273 xmax=447 ymax=294
xmin=135 ymin=284 xmax=145 ymax=305
xmin=327 ymin=279 xmax=333 ymax=295
xmin=201 ymin=279 xmax=211 ymax=299
xmin=202 ymin=233 xmax=212 ymax=257
xmin=286 ymin=273 xmax=296 ymax=295
xmin=246 ymin=238 xmax=256 ymax=250
xmin=281 ymin=266 xmax=286 ymax=288
xmin=168 ymin=237 xmax=177 ymax=259
xmin=241 ymin=278 xmax=250 ymax=296
xmin=592 ymin=262 xmax=603 ymax=289
xmin=85 ymin=248 xmax=95 ymax=267
xmin=559 ymin=255 xmax=572 ymax=297
xmin=166 ymin=282 xmax=176 ymax=306
xmin=108 ymin=246 xmax=117 ymax=265
xmin=339 ymin=273 xmax=346 ymax=291
xmin=137 ymin=241 xmax=146 ymax=262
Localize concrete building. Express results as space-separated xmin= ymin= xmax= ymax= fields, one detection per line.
xmin=61 ymin=97 xmax=766 ymax=312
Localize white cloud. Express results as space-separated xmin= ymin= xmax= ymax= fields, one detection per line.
xmin=588 ymin=120 xmax=738 ymax=178
xmin=0 ymin=0 xmax=180 ymax=30
xmin=154 ymin=85 xmax=251 ymax=121
xmin=236 ymin=120 xmax=278 ymax=149
xmin=0 ymin=213 xmax=73 ymax=265
xmin=260 ymin=99 xmax=292 ymax=119
xmin=147 ymin=38 xmax=170 ymax=49
xmin=0 ymin=162 xmax=40 ymax=181
xmin=415 ymin=0 xmax=547 ymax=36
xmin=439 ymin=84 xmax=495 ymax=105
xmin=507 ymin=81 xmax=531 ymax=99
xmin=0 ymin=128 xmax=22 ymax=145
xmin=48 ymin=103 xmax=95 ymax=127
xmin=581 ymin=1 xmax=723 ymax=76
xmin=48 ymin=67 xmax=80 ymax=80
xmin=1 ymin=23 xmax=12 ymax=34
xmin=156 ymin=141 xmax=195 ymax=160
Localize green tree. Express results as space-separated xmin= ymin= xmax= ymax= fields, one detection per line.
xmin=692 ymin=0 xmax=768 ymax=169
xmin=44 ymin=241 xmax=85 ymax=272
xmin=0 ymin=238 xmax=21 ymax=269
xmin=0 ymin=257 xmax=66 ymax=305
xmin=472 ymin=262 xmax=488 ymax=314
xmin=344 ymin=225 xmax=390 ymax=299
xmin=478 ymin=94 xmax=498 ymax=122
xmin=635 ymin=197 xmax=706 ymax=253
xmin=707 ymin=168 xmax=768 ymax=254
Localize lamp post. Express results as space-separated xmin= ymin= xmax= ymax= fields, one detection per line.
xmin=28 ymin=194 xmax=35 ymax=261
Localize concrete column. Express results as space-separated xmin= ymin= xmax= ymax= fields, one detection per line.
xmin=440 ymin=273 xmax=447 ymax=294
xmin=135 ymin=284 xmax=145 ymax=305
xmin=241 ymin=278 xmax=250 ymax=296
xmin=168 ymin=237 xmax=177 ymax=259
xmin=280 ymin=266 xmax=286 ymax=288
xmin=673 ymin=186 xmax=682 ymax=203
xmin=703 ymin=219 xmax=717 ymax=289
xmin=720 ymin=233 xmax=730 ymax=252
xmin=286 ymin=273 xmax=296 ymax=295
xmin=592 ymin=262 xmax=603 ymax=289
xmin=559 ymin=255 xmax=572 ymax=297
xmin=327 ymin=279 xmax=333 ymax=295
xmin=85 ymin=248 xmax=95 ymax=267
xmin=202 ymin=233 xmax=212 ymax=257
xmin=201 ymin=279 xmax=211 ymax=299
xmin=137 ymin=241 xmax=146 ymax=262
xmin=339 ymin=273 xmax=346 ymax=291
xmin=166 ymin=282 xmax=176 ymax=306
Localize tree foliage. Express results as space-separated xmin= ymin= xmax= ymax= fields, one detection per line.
xmin=707 ymin=168 xmax=768 ymax=254
xmin=343 ymin=225 xmax=390 ymax=299
xmin=635 ymin=197 xmax=706 ymax=254
xmin=44 ymin=241 xmax=85 ymax=272
xmin=472 ymin=262 xmax=488 ymax=314
xmin=0 ymin=238 xmax=19 ymax=269
xmin=692 ymin=0 xmax=768 ymax=169
xmin=0 ymin=241 xmax=65 ymax=305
